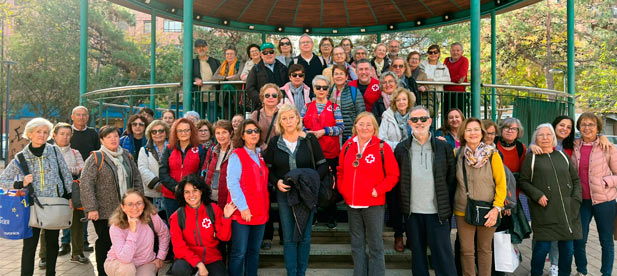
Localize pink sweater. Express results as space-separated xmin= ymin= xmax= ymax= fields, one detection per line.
xmin=106 ymin=214 xmax=170 ymax=266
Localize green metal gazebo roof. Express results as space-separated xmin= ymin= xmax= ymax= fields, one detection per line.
xmin=110 ymin=0 xmax=539 ymax=35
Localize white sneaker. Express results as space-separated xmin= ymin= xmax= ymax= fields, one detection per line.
xmin=549 ymin=265 xmax=558 ymax=276
xmin=576 ymin=273 xmax=587 ymax=276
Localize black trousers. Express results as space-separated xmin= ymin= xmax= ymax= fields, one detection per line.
xmin=93 ymin=219 xmax=111 ymax=276
xmin=386 ymin=184 xmax=404 ymax=237
xmin=170 ymin=259 xmax=228 ymax=276
xmin=319 ymin=157 xmax=340 ymax=223
xmin=263 ymin=188 xmax=282 ymax=241
xmin=22 ymin=227 xmax=59 ymax=276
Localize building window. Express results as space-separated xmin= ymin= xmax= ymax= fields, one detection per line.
xmin=144 ymin=20 xmax=151 ymax=33
xmin=164 ymin=20 xmax=182 ymax=32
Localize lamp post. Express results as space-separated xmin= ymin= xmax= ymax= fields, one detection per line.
xmin=2 ymin=60 xmax=16 ymax=160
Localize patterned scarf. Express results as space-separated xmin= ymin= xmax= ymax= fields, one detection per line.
xmin=394 ymin=111 xmax=410 ymax=141
xmin=381 ymin=92 xmax=392 ymax=109
xmin=464 ymin=142 xmax=494 ymax=168
xmin=218 ymin=59 xmax=238 ymax=77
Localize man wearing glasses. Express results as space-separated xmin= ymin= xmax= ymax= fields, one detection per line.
xmin=246 ymin=42 xmax=289 ymax=110
xmin=292 ymin=34 xmax=327 ymax=96
xmin=387 ymin=40 xmax=401 ymax=62
xmin=393 ymin=105 xmax=458 ymax=276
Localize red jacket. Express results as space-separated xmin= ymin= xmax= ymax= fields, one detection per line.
xmin=336 ymin=136 xmax=400 ymax=206
xmin=227 ymin=147 xmax=270 ymax=225
xmin=303 ymin=100 xmax=340 ymax=159
xmin=443 ymin=56 xmax=469 ymax=92
xmin=160 ymin=144 xmax=203 ymax=198
xmin=169 ymin=203 xmax=231 ymax=267
xmin=349 ymin=78 xmax=381 ymax=112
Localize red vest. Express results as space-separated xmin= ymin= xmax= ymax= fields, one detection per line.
xmin=162 ymin=145 xmax=202 ymax=198
xmin=303 ymin=101 xmax=340 ymax=159
xmin=228 ymin=147 xmax=269 ymax=225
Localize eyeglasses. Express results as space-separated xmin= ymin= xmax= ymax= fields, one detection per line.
xmin=427 ymin=51 xmax=439 ymax=55
xmin=291 ymin=73 xmax=305 ymax=78
xmin=299 ymin=40 xmax=312 ymax=45
xmin=486 ymin=132 xmax=496 ymax=136
xmin=124 ymin=201 xmax=144 ymax=208
xmin=503 ymin=127 xmax=519 ymax=132
xmin=314 ymin=85 xmax=329 ymax=91
xmin=244 ymin=128 xmax=261 ymax=135
xmin=261 ymin=50 xmax=275 ymax=55
xmin=341 ymin=43 xmax=351 ymax=47
xmin=352 ymin=153 xmax=362 ymax=167
xmin=280 ymin=42 xmax=291 ymax=46
xmin=151 ymin=129 xmax=165 ymax=135
xmin=321 ymin=44 xmax=332 ymax=47
xmin=392 ymin=64 xmax=405 ymax=69
xmin=131 ymin=122 xmax=145 ymax=127
xmin=177 ymin=129 xmax=191 ymax=134
xmin=580 ymin=123 xmax=596 ymax=129
xmin=409 ymin=116 xmax=429 ymax=123
xmin=264 ymin=93 xmax=278 ymax=99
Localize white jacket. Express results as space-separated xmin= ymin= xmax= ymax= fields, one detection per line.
xmin=420 ymin=60 xmax=451 ymax=92
xmin=138 ymin=147 xmax=162 ymax=198
xmin=379 ymin=109 xmax=408 ymax=149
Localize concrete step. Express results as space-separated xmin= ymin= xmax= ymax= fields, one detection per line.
xmin=259 ymin=243 xmax=410 ymax=257
xmin=257 ymin=268 xmax=412 ymax=275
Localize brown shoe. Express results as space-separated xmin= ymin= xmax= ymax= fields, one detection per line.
xmin=394 ymin=237 xmax=405 ymax=252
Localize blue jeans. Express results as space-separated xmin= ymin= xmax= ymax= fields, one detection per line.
xmin=530 ymin=240 xmax=573 ymax=276
xmin=229 ymin=221 xmax=265 ymax=276
xmin=162 ymin=197 xmax=179 ymax=223
xmin=573 ymin=199 xmax=616 ymax=276
xmin=277 ymin=190 xmax=314 ymax=276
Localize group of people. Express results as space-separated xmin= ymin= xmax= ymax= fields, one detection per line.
xmin=0 ymin=34 xmax=615 ymax=276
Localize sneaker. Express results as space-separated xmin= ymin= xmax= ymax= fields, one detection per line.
xmin=327 ymin=220 xmax=337 ymax=229
xmin=38 ymin=258 xmax=46 ymax=270
xmin=70 ymin=254 xmax=90 ymax=264
xmin=83 ymin=242 xmax=94 ymax=252
xmin=549 ymin=265 xmax=558 ymax=276
xmin=261 ymin=240 xmax=272 ymax=250
xmin=576 ymin=273 xmax=587 ymax=276
xmin=58 ymin=244 xmax=70 ymax=256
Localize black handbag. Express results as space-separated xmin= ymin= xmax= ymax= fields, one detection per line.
xmin=462 ymin=158 xmax=501 ymax=227
xmin=305 ymin=134 xmax=336 ymax=209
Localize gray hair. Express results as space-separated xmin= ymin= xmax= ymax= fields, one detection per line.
xmin=333 ymin=46 xmax=345 ymax=54
xmin=23 ymin=117 xmax=54 ymax=140
xmin=409 ymin=105 xmax=431 ymax=117
xmin=352 ymin=46 xmax=368 ymax=58
xmin=379 ymin=71 xmax=399 ymax=90
xmin=71 ymin=106 xmax=88 ymax=115
xmin=531 ymin=123 xmax=557 ymax=148
xmin=499 ymin=117 xmax=524 ymax=139
xmin=298 ymin=34 xmax=312 ymax=47
xmin=184 ymin=111 xmax=200 ymax=120
xmin=312 ymin=75 xmax=330 ymax=87
xmin=451 ymin=42 xmax=464 ymax=52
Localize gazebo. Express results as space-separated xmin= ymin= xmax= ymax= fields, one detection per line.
xmin=78 ymin=0 xmax=576 ymax=119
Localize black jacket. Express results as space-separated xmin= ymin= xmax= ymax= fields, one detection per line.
xmin=371 ymin=97 xmax=387 ymax=125
xmin=370 ymin=57 xmax=390 ymax=75
xmin=284 ymin=168 xmax=320 ymax=242
xmin=246 ymin=60 xmax=289 ymax=110
xmin=192 ymin=56 xmax=221 ymax=90
xmin=394 ymin=135 xmax=456 ymax=222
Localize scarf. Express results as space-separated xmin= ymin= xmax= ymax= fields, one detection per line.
xmin=464 ymin=142 xmax=494 ymax=169
xmin=100 ymin=145 xmax=129 ymax=197
xmin=381 ymin=92 xmax=392 ymax=109
xmin=218 ymin=59 xmax=238 ymax=77
xmin=498 ymin=136 xmax=517 ymax=148
xmin=394 ymin=111 xmax=410 ymax=141
xmin=374 ymin=59 xmax=384 ymax=75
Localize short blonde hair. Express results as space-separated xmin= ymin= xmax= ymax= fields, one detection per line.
xmin=390 ymin=88 xmax=416 ymax=114
xmin=352 ymin=112 xmax=379 ymax=137
xmin=23 ymin=117 xmax=54 ymax=140
xmin=259 ymin=83 xmax=283 ymax=103
xmin=275 ymin=104 xmax=303 ymax=135
xmin=145 ymin=120 xmax=170 ymax=140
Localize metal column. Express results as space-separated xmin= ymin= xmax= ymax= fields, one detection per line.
xmin=79 ymin=0 xmax=88 ymax=105
xmin=182 ymin=0 xmax=194 ymax=114
xmin=567 ymin=0 xmax=575 ymax=116
xmin=491 ymin=11 xmax=497 ymax=121
xmin=150 ymin=10 xmax=156 ymax=110
xmin=470 ymin=0 xmax=481 ymax=118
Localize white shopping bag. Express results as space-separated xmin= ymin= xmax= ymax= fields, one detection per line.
xmin=493 ymin=231 xmax=520 ymax=272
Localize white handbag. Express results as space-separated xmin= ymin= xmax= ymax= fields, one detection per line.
xmin=493 ymin=231 xmax=520 ymax=273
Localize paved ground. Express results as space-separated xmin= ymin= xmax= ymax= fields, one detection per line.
xmin=0 ymin=220 xmax=615 ymax=275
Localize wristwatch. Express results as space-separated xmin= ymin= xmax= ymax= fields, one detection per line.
xmin=494 ymin=206 xmax=503 ymax=212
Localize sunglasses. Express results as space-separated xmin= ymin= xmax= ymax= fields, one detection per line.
xmin=427 ymin=51 xmax=439 ymax=55
xmin=151 ymin=129 xmax=165 ymax=135
xmin=244 ymin=128 xmax=261 ymax=135
xmin=392 ymin=64 xmax=405 ymax=69
xmin=314 ymin=85 xmax=329 ymax=91
xmin=264 ymin=93 xmax=278 ymax=99
xmin=409 ymin=116 xmax=430 ymax=123
xmin=131 ymin=122 xmax=145 ymax=127
xmin=291 ymin=73 xmax=305 ymax=78
xmin=261 ymin=50 xmax=275 ymax=55
xmin=280 ymin=42 xmax=291 ymax=46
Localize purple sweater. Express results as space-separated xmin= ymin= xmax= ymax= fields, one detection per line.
xmin=106 ymin=214 xmax=170 ymax=266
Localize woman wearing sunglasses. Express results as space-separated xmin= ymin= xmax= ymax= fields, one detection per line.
xmin=276 ymin=37 xmax=294 ymax=68
xmin=249 ymin=83 xmax=282 ymax=150
xmin=226 ymin=119 xmax=269 ymax=276
xmin=419 ymin=44 xmax=451 ymax=93
xmin=281 ymin=64 xmax=311 ymax=112
xmin=301 ymin=75 xmax=344 ymax=229
xmin=337 ymin=112 xmax=400 ymax=276
xmin=119 ymin=114 xmax=148 ymax=163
